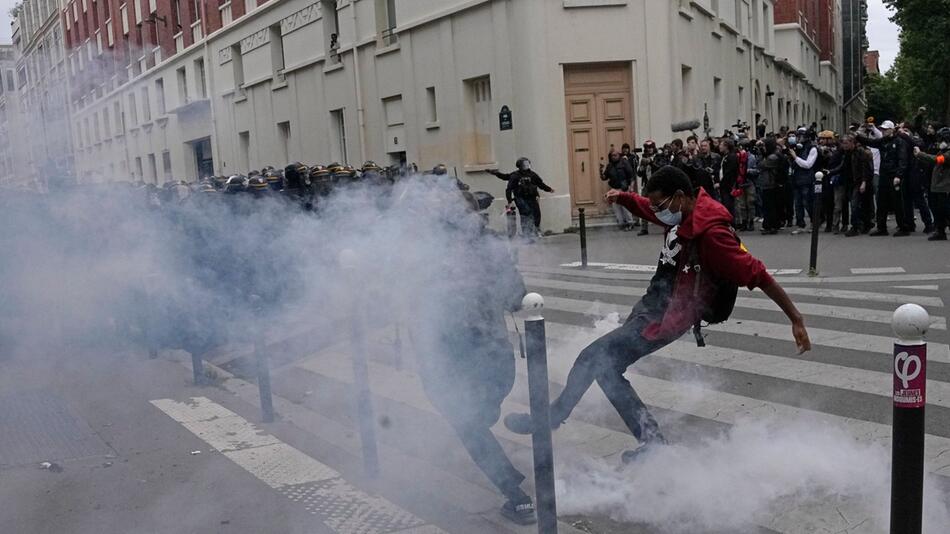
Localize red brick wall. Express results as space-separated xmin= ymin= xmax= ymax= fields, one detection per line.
xmin=817 ymin=0 xmax=835 ymax=62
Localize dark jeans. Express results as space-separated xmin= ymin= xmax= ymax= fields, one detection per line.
xmin=794 ymin=183 xmax=814 ymax=227
xmin=904 ymin=185 xmax=933 ymax=230
xmin=784 ymin=183 xmax=795 ymax=225
xmin=720 ymin=192 xmax=736 ymax=223
xmin=448 ymin=417 xmax=526 ymax=501
xmin=931 ymin=191 xmax=950 ymax=235
xmin=762 ymin=188 xmax=782 ymax=231
xmin=550 ymin=310 xmax=678 ymax=442
xmin=514 ymin=196 xmax=541 ymax=236
xmin=850 ymin=185 xmax=874 ymax=231
xmin=876 ymin=175 xmax=910 ymax=231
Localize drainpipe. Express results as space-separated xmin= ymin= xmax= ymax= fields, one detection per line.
xmin=351 ymin=4 xmax=367 ymax=164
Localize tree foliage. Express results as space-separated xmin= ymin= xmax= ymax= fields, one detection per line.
xmin=865 ymin=72 xmax=905 ymax=122
xmin=883 ymin=0 xmax=950 ymax=124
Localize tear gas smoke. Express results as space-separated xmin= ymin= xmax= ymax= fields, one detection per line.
xmin=548 ymin=311 xmax=950 ymax=534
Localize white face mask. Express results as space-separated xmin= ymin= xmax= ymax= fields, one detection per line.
xmin=655 ymin=196 xmax=683 ymax=226
xmin=788 ymin=136 xmax=798 ymax=145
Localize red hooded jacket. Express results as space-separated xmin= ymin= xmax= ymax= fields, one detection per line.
xmin=616 ymin=188 xmax=776 ymax=341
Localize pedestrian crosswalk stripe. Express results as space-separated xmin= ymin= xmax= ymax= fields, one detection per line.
xmin=558 ymin=261 xmax=803 ymax=276
xmin=151 ymin=397 xmax=446 ymax=534
xmin=536 ymin=295 xmax=950 ymax=362
xmin=292 ymin=325 xmax=950 ymax=482
xmin=851 ymin=267 xmax=907 ymax=274
xmin=893 ymin=285 xmax=940 ymax=291
xmin=559 ymin=261 xmax=657 ymax=272
xmin=507 ymin=315 xmax=950 ymax=410
xmin=529 ymin=264 xmax=950 ymax=286
xmin=524 ymin=276 xmax=946 ymax=308
xmin=733 ymin=296 xmax=947 ymax=330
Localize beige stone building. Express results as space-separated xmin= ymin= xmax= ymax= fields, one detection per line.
xmin=69 ymin=0 xmax=843 ymax=231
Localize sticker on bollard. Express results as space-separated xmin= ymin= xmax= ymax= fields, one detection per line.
xmin=894 ymin=344 xmax=926 ymax=408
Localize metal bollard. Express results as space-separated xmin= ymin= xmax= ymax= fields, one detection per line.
xmin=890 ymin=303 xmax=930 ymax=534
xmin=522 ymin=293 xmax=558 ymax=534
xmin=143 ymin=273 xmax=159 ymax=359
xmin=255 ymin=339 xmax=275 ymax=423
xmin=340 ymin=249 xmax=380 ymax=478
xmin=808 ymin=172 xmax=824 ymax=277
xmin=190 ymin=351 xmax=205 ymax=386
xmin=578 ymin=208 xmax=588 ymax=269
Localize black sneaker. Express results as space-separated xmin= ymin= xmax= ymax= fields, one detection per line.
xmin=929 ymin=233 xmax=948 ymax=241
xmin=637 ymin=228 xmax=649 ymax=236
xmin=620 ymin=436 xmax=669 ymax=465
xmin=503 ymin=412 xmax=562 ymax=435
xmin=844 ymin=228 xmax=859 ymax=237
xmin=501 ymin=499 xmax=537 ymax=525
xmin=893 ymin=230 xmax=911 ymax=237
xmin=869 ymin=229 xmax=889 ymax=236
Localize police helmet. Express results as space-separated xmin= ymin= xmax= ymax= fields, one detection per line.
xmin=247 ymin=176 xmax=269 ymax=191
xmin=224 ymin=175 xmax=249 ymax=193
xmin=362 ymin=161 xmax=381 ymax=172
xmin=937 ymin=127 xmax=950 ymax=143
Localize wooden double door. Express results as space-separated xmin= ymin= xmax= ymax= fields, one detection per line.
xmin=564 ymin=63 xmax=635 ymax=217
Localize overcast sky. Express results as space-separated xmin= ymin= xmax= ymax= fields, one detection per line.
xmin=0 ymin=0 xmax=902 ymax=69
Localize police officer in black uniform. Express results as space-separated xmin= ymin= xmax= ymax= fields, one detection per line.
xmin=488 ymin=157 xmax=554 ymax=240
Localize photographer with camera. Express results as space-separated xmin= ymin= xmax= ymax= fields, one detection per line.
xmin=635 ymin=140 xmax=665 ymax=235
xmin=786 ymin=127 xmax=819 ymax=234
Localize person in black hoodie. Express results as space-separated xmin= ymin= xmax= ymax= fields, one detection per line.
xmin=718 ymin=138 xmax=739 ymax=221
xmin=488 ymin=158 xmax=554 ymax=239
xmin=602 ymin=148 xmax=636 ymax=230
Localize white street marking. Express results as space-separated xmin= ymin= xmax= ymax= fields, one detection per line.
xmin=525 ymin=277 xmax=946 ymax=308
xmin=851 ymin=267 xmax=907 ymax=274
xmin=893 ymin=285 xmax=940 ymax=291
xmin=151 ymin=397 xmax=445 ymax=534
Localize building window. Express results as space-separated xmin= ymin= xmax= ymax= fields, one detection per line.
xmin=231 ymin=44 xmax=244 ymax=95
xmin=114 ymin=101 xmax=123 ymax=132
xmin=135 ymin=156 xmax=143 ymax=180
xmin=329 ymin=109 xmax=347 ymax=163
xmin=103 ymin=108 xmax=111 ymax=137
xmin=375 ymin=0 xmax=397 ymax=45
xmin=141 ymin=86 xmax=151 ymax=121
xmin=680 ymin=65 xmax=692 ymax=119
xmin=128 ymin=92 xmax=138 ymax=125
xmin=277 ymin=121 xmax=291 ymax=163
xmin=425 ymin=86 xmax=437 ymax=124
xmin=245 ymin=0 xmax=256 ymax=14
xmin=5 ymin=69 xmax=13 ymax=92
xmin=323 ymin=0 xmax=340 ymax=63
xmin=464 ymin=76 xmax=493 ymax=165
xmin=238 ymin=131 xmax=250 ymax=171
xmin=269 ymin=24 xmax=284 ymax=80
xmin=738 ymin=85 xmax=745 ymax=122
xmin=177 ymin=66 xmax=188 ymax=104
xmin=148 ymin=153 xmax=158 ymax=183
xmin=194 ymin=58 xmax=206 ymax=98
xmin=162 ymin=150 xmax=172 ymax=180
xmin=155 ymin=78 xmax=165 ymax=114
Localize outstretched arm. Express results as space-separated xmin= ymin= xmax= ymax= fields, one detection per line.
xmin=761 ymin=282 xmax=811 ymax=354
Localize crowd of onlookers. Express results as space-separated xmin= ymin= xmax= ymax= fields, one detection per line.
xmin=601 ymin=112 xmax=950 ymax=242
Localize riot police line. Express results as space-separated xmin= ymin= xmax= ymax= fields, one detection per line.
xmin=0 ymin=160 xmax=543 ymax=527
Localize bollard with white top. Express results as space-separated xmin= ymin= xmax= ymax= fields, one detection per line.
xmin=808 ymin=171 xmax=824 ymax=276
xmin=521 ymin=292 xmax=558 ymax=534
xmin=339 ymin=249 xmax=380 ymax=478
xmin=890 ymin=303 xmax=930 ymax=534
